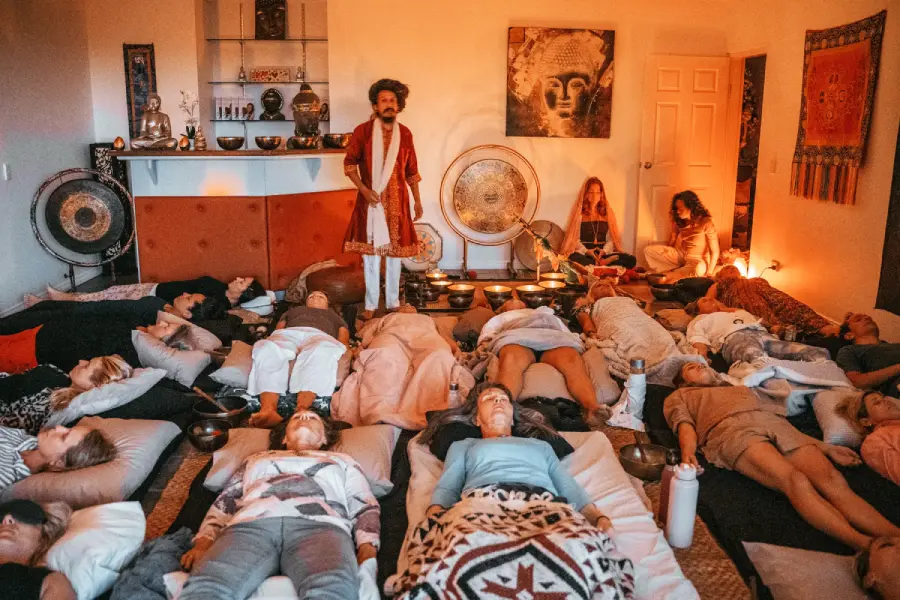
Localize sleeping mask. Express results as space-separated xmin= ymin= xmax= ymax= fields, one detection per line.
xmin=0 ymin=500 xmax=46 ymax=525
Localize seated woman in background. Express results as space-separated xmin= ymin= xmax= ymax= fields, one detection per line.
xmin=0 ymin=356 xmax=133 ymax=433
xmin=179 ymin=409 xmax=378 ymax=600
xmin=838 ymin=391 xmax=900 ymax=486
xmin=395 ymin=383 xmax=633 ymax=598
xmin=247 ymin=291 xmax=350 ymax=428
xmin=705 ymin=265 xmax=839 ymax=337
xmin=0 ymin=500 xmax=76 ymax=600
xmin=644 ymin=190 xmax=719 ymax=281
xmin=0 ymin=422 xmax=117 ymax=493
xmin=560 ymin=176 xmax=636 ymax=269
xmin=37 ymin=275 xmax=266 ymax=308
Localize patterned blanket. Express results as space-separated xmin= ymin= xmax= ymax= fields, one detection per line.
xmin=394 ymin=485 xmax=635 ymax=600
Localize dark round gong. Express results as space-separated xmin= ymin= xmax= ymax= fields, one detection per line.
xmin=44 ymin=179 xmax=125 ymax=253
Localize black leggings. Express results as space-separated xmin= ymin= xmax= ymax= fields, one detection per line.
xmin=569 ymin=252 xmax=637 ymax=269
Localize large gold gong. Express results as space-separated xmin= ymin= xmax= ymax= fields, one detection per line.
xmin=453 ymin=159 xmax=528 ymax=234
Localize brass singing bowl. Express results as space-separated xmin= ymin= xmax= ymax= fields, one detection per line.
xmin=448 ymin=294 xmax=474 ymax=309
xmin=426 ymin=272 xmax=449 ymax=283
xmin=323 ymin=133 xmax=352 ymax=148
xmin=287 ymin=135 xmax=319 ymax=150
xmin=483 ymin=285 xmax=512 ymax=298
xmin=539 ymin=280 xmax=566 ymax=294
xmin=254 ymin=136 xmax=282 ymax=150
xmin=619 ymin=443 xmax=668 ymax=481
xmin=523 ymin=293 xmax=553 ymax=309
xmin=216 ymin=137 xmax=245 ymax=151
xmin=429 ymin=280 xmax=454 ymax=294
xmin=448 ymin=284 xmax=475 ymax=297
xmin=516 ymin=284 xmax=544 ymax=299
xmin=540 ymin=272 xmax=568 ymax=282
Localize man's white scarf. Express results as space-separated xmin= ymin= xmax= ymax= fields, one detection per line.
xmin=367 ymin=118 xmax=400 ymax=251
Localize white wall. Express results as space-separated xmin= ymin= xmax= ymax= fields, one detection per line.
xmin=0 ymin=0 xmax=98 ymax=316
xmin=86 ymin=0 xmax=201 ymax=143
xmin=727 ymin=0 xmax=900 ymax=339
xmin=327 ymin=0 xmax=732 ymax=269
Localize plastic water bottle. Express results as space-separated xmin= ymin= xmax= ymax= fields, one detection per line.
xmin=448 ymin=382 xmax=461 ymax=408
xmin=665 ymin=464 xmax=699 ymax=548
xmin=625 ymin=358 xmax=647 ymax=418
xmin=658 ymin=449 xmax=680 ymax=526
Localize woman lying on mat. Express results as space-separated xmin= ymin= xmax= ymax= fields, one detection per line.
xmin=179 ymin=409 xmax=378 ymax=600
xmin=560 ymin=176 xmax=637 ymax=269
xmin=856 ymin=536 xmax=900 ymax=600
xmin=396 ymin=382 xmax=633 ymax=599
xmin=247 ymin=291 xmax=350 ymax=428
xmin=0 ymin=500 xmax=76 ymax=600
xmin=838 ymin=391 xmax=900 ymax=486
xmin=0 ymin=356 xmax=133 ymax=433
xmin=12 ymin=294 xmax=223 ymax=325
xmin=666 ymin=362 xmax=900 ymax=550
xmin=35 ymin=275 xmax=266 ymax=309
xmin=0 ymin=422 xmax=117 ymax=493
xmin=703 ymin=265 xmax=840 ymax=337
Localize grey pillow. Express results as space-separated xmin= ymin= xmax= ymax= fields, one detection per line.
xmin=743 ymin=542 xmax=868 ymax=600
xmin=0 ymin=416 xmax=181 ymax=509
xmin=813 ymin=389 xmax=864 ymax=447
xmin=155 ymin=311 xmax=222 ymax=352
xmin=209 ymin=341 xmax=253 ymax=388
xmin=519 ymin=363 xmax=573 ymax=401
xmin=132 ymin=330 xmax=212 ymax=387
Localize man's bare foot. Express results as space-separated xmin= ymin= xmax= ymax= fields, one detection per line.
xmin=359 ymin=309 xmax=375 ymax=321
xmin=46 ymin=285 xmax=72 ymax=301
xmin=295 ymin=391 xmax=316 ymax=410
xmin=249 ymin=410 xmax=284 ymax=428
xmin=23 ymin=294 xmax=42 ymax=308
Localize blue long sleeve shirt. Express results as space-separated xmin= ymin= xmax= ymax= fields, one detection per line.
xmin=430 ymin=437 xmax=591 ymax=510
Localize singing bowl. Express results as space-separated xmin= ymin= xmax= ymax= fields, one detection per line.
xmin=448 ymin=294 xmax=474 ymax=309
xmin=540 ymin=272 xmax=567 ymax=282
xmin=192 ymin=396 xmax=248 ymax=428
xmin=515 ymin=284 xmax=544 ymax=299
xmin=216 ymin=136 xmax=245 ymax=151
xmin=405 ymin=279 xmax=426 ymax=293
xmin=323 ymin=133 xmax=352 ymax=149
xmin=555 ymin=288 xmax=584 ymax=317
xmin=287 ymin=135 xmax=319 ymax=150
xmin=523 ymin=292 xmax=553 ymax=309
xmin=429 ymin=280 xmax=454 ymax=295
xmin=254 ymin=136 xmax=282 ymax=150
xmin=426 ymin=272 xmax=449 ymax=283
xmin=188 ymin=419 xmax=231 ymax=453
xmin=483 ymin=285 xmax=513 ymax=299
xmin=422 ymin=287 xmax=442 ymax=302
xmin=447 ymin=284 xmax=475 ymax=297
xmin=539 ymin=280 xmax=566 ymax=294
xmin=647 ymin=273 xmax=669 ymax=286
xmin=650 ymin=283 xmax=679 ymax=301
xmin=619 ymin=443 xmax=668 ymax=481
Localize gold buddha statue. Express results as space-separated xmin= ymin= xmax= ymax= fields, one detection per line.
xmin=131 ymin=94 xmax=178 ymax=150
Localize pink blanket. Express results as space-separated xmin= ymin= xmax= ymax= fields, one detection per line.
xmin=331 ymin=314 xmax=475 ymax=429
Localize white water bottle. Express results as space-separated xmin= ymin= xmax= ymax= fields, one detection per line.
xmin=448 ymin=381 xmax=461 ymax=408
xmin=665 ymin=464 xmax=699 ymax=548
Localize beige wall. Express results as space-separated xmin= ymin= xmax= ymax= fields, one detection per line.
xmin=0 ymin=0 xmax=98 ymax=315
xmin=727 ymin=0 xmax=900 ymax=339
xmin=86 ymin=0 xmax=200 ymax=142
xmin=327 ymin=0 xmax=733 ymax=268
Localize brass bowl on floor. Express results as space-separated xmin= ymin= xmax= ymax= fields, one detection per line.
xmin=540 ymin=272 xmax=567 ymax=283
xmin=484 ymin=285 xmax=513 ymax=311
xmin=429 ymin=280 xmax=453 ymax=295
xmin=422 ymin=287 xmax=442 ymax=302
xmin=555 ymin=288 xmax=584 ymax=317
xmin=216 ymin=136 xmax=245 ymax=151
xmin=448 ymin=294 xmax=474 ymax=309
xmin=647 ymin=273 xmax=668 ymax=286
xmin=192 ymin=396 xmax=248 ymax=428
xmin=323 ymin=133 xmax=352 ymax=148
xmin=254 ymin=136 xmax=282 ymax=150
xmin=447 ymin=283 xmax=475 ymax=297
xmin=619 ymin=443 xmax=668 ymax=481
xmin=523 ymin=292 xmax=553 ymax=309
xmin=188 ymin=419 xmax=231 ymax=453
xmin=650 ymin=283 xmax=679 ymax=301
xmin=539 ymin=280 xmax=566 ymax=295
xmin=516 ymin=284 xmax=544 ymax=300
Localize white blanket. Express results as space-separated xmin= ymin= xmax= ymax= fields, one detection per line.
xmin=395 ymin=431 xmax=698 ymax=600
xmin=726 ymin=358 xmax=854 ymax=417
xmin=331 ymin=313 xmax=475 ymax=430
xmin=587 ymin=298 xmax=705 ymax=386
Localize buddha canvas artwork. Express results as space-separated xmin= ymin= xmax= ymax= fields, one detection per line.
xmin=506 ymin=27 xmax=615 ymax=139
xmin=255 ymin=0 xmax=286 ymax=40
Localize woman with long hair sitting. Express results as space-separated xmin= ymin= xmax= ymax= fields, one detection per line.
xmin=0 ymin=356 xmax=133 ymax=434
xmin=644 ymin=190 xmax=719 ymax=281
xmin=0 ymin=500 xmax=76 ymax=599
xmin=560 ymin=176 xmax=636 ymax=269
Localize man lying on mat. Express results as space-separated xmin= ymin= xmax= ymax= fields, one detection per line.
xmin=666 ymin=362 xmax=900 ymax=550
xmin=837 ymin=312 xmax=900 ymax=397
xmin=247 ymin=291 xmax=350 ymax=428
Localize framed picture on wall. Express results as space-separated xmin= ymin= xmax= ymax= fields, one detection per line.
xmin=506 ymin=27 xmax=615 ymax=139
xmin=122 ymin=44 xmax=158 ymax=139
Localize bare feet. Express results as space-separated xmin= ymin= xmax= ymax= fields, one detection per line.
xmin=249 ymin=409 xmax=283 ymax=428
xmin=295 ymin=391 xmax=316 ymax=410
xmin=23 ymin=294 xmax=42 ymax=308
xmin=46 ymin=285 xmax=72 ymax=301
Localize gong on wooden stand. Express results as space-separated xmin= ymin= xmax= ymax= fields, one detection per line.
xmin=31 ymin=168 xmax=135 ymax=291
xmin=439 ymin=145 xmax=540 ymax=279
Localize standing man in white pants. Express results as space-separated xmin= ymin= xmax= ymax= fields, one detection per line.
xmin=342 ymin=79 xmax=424 ymax=320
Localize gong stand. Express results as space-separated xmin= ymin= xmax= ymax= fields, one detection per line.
xmin=460 ymin=237 xmax=518 ymax=280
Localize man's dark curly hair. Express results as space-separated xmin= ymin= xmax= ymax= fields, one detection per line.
xmin=670 ymin=190 xmax=712 ymax=228
xmin=368 ymin=79 xmax=409 ymax=111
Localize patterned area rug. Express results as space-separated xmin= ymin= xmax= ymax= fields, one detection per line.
xmin=143 ymin=440 xmax=211 ymax=540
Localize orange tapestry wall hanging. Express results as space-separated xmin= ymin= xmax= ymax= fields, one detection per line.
xmin=790 ymin=10 xmax=886 ymax=205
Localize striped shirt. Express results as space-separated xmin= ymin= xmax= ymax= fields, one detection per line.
xmin=0 ymin=426 xmax=38 ymax=492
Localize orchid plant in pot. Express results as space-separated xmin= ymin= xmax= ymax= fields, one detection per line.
xmin=178 ymin=89 xmax=200 ymax=145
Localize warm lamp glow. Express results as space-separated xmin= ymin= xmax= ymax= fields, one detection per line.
xmin=733 ymin=257 xmax=748 ymax=277
xmin=747 ymin=264 xmax=759 ymax=278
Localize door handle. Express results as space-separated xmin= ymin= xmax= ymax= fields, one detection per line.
xmin=642 ymin=162 xmax=653 ymax=169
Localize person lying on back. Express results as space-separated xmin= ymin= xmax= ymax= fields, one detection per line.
xmin=837 ymin=313 xmax=900 ymax=396
xmin=41 ymin=275 xmax=266 ymax=308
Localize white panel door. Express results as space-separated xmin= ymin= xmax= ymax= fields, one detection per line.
xmin=635 ymin=55 xmax=732 ymax=265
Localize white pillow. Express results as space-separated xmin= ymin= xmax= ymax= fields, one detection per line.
xmin=209 ymin=341 xmax=253 ymax=388
xmin=132 ymin=330 xmax=212 ymax=387
xmin=813 ymin=389 xmax=865 ymax=447
xmin=519 ymin=363 xmax=574 ymax=401
xmin=743 ymin=542 xmax=867 ymax=600
xmin=45 ymin=502 xmax=145 ymax=600
xmin=583 ymin=347 xmax=621 ymax=404
xmin=45 ymin=368 xmax=167 ymax=427
xmin=204 ymin=425 xmax=399 ymax=497
xmin=156 ymin=311 xmax=223 ymax=351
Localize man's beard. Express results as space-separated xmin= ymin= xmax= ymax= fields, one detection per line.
xmin=378 ymin=110 xmax=396 ymax=123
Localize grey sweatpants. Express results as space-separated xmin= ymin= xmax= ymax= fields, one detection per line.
xmin=180 ymin=517 xmax=359 ymax=600
xmin=721 ymin=328 xmax=830 ymax=365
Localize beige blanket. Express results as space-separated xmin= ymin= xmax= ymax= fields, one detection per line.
xmin=331 ymin=313 xmax=475 ymax=430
